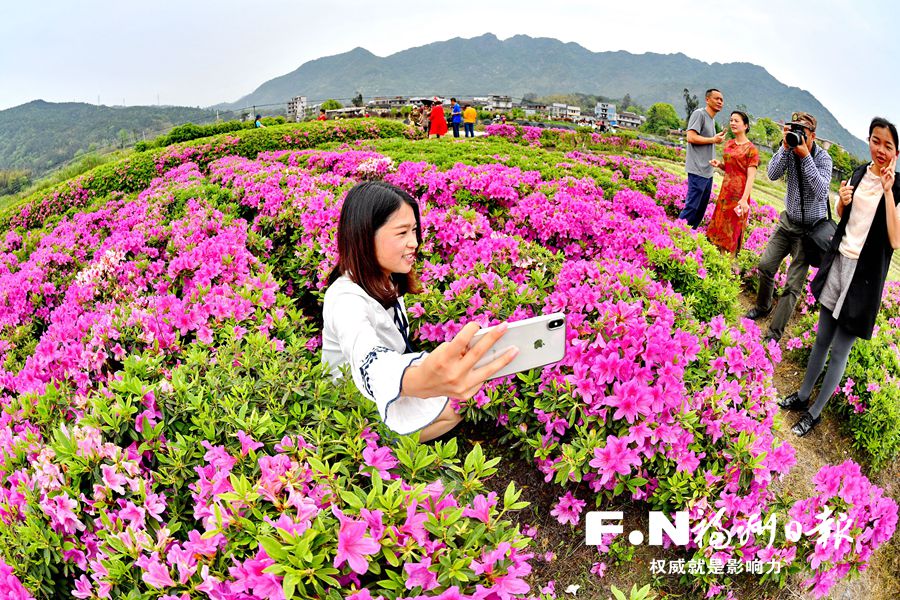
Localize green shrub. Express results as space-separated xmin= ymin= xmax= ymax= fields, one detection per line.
xmin=644 ymin=226 xmax=740 ymax=322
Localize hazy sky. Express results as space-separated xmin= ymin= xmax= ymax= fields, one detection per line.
xmin=1 ymin=0 xmax=896 ymax=141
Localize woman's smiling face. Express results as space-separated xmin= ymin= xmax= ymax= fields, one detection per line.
xmin=869 ymin=126 xmax=898 ymax=170
xmin=374 ymin=201 xmax=418 ymax=276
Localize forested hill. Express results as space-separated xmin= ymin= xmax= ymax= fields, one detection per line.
xmin=0 ymin=101 xmax=217 ymax=176
xmin=221 ymin=33 xmax=867 ymax=157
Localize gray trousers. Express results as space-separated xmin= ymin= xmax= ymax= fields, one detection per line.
xmin=754 ymin=211 xmax=810 ymax=340
xmin=799 ymin=307 xmax=857 ymax=419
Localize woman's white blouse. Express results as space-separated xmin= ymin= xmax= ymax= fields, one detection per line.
xmin=839 ymin=165 xmax=883 ymax=259
xmin=321 ymin=275 xmax=447 ymax=435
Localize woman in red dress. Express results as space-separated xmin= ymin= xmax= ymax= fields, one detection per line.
xmin=706 ymin=111 xmax=759 ymax=254
xmin=429 ymin=97 xmax=448 ymax=138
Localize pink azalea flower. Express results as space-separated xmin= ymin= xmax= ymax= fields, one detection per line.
xmin=101 ymin=465 xmax=127 ymax=495
xmin=138 ymin=552 xmax=175 ymax=589
xmin=589 ymin=435 xmax=640 ymax=487
xmin=550 ymin=492 xmax=586 ymax=526
xmin=40 ymin=493 xmax=85 ymax=535
xmin=361 ymin=443 xmax=398 ymax=479
xmin=462 ymin=492 xmax=497 ymax=524
xmin=332 ymin=508 xmax=381 ymax=575
xmin=403 ymin=557 xmax=439 ymax=591
xmin=236 ymin=430 xmax=263 ymax=456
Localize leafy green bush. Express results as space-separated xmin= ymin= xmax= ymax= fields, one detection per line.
xmin=1 ymin=305 xmax=535 ymax=599
xmin=644 ymin=226 xmax=740 ymax=322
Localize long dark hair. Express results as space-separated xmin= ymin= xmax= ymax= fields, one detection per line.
xmin=328 ymin=181 xmax=423 ymax=307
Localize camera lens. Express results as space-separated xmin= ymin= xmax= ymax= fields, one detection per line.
xmin=548 ymin=319 xmax=564 ymax=329
xmin=785 ymin=131 xmax=800 ymax=147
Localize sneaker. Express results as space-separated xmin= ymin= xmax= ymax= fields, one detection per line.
xmin=778 ymin=392 xmax=807 ymax=411
xmin=791 ymin=412 xmax=820 ymax=437
xmin=745 ymin=305 xmax=773 ymax=320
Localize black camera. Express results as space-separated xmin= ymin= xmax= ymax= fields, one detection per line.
xmin=548 ymin=318 xmax=565 ymax=330
xmin=785 ymin=124 xmax=808 ymax=148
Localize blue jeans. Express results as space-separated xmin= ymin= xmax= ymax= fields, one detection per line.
xmin=452 ymin=122 xmax=460 ymax=138
xmin=679 ymin=173 xmax=713 ymax=228
xmin=464 ymin=123 xmax=474 ymax=137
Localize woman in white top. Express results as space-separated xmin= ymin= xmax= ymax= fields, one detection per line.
xmin=779 ymin=117 xmax=900 ymax=436
xmin=322 ymin=181 xmax=518 ymax=441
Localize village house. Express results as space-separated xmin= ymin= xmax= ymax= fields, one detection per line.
xmin=368 ymin=96 xmax=407 ymax=109
xmin=484 ymin=95 xmax=513 ymax=111
xmin=287 ymin=95 xmax=307 ymax=122
xmin=617 ymin=111 xmax=645 ymax=129
xmin=594 ymin=102 xmax=618 ymax=127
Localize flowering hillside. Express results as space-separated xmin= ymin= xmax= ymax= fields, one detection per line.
xmin=0 ymin=120 xmax=896 ymax=600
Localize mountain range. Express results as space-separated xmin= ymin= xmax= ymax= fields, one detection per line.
xmin=0 ymin=101 xmax=218 ymax=177
xmin=221 ymin=33 xmax=867 ymax=157
xmin=0 ymin=34 xmax=868 ymax=181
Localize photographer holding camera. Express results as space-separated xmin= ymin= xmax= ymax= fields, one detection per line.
xmin=746 ymin=112 xmax=833 ymax=342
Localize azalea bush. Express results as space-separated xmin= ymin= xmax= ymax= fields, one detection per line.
xmin=0 ymin=120 xmax=896 ymax=599
xmin=787 ymin=461 xmax=898 ymax=598
xmin=483 ymin=125 xmax=683 ymax=162
xmin=0 ymin=156 xmax=535 ymax=598
xmin=1 ymin=336 xmax=536 ymax=599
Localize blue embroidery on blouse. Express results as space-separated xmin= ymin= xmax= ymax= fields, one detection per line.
xmin=360 ymin=346 xmax=391 ymax=398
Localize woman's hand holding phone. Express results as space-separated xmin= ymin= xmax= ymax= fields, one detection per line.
xmin=401 ymin=322 xmax=518 ymax=400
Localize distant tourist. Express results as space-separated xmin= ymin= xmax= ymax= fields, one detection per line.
xmin=779 ymin=117 xmax=899 ymax=437
xmin=407 ymin=105 xmax=420 ymax=126
xmin=745 ymin=111 xmax=833 ymax=343
xmin=418 ymin=101 xmax=431 ymax=135
xmin=706 ymin=110 xmax=759 ymax=254
xmin=679 ymin=88 xmax=727 ymax=228
xmin=255 ymin=114 xmax=265 ymax=128
xmin=450 ymin=97 xmax=463 ymax=138
xmin=463 ymin=103 xmax=477 ymax=137
xmin=321 ymin=182 xmax=517 ymax=441
xmin=318 ymin=108 xmax=327 ymax=122
xmin=429 ymin=97 xmax=448 ymax=139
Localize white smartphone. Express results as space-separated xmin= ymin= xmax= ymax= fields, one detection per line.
xmin=468 ymin=313 xmax=567 ymax=380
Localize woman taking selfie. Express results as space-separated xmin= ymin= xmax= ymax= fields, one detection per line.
xmin=779 ymin=117 xmax=900 ymax=436
xmin=322 ymin=181 xmax=518 ymax=441
xmin=706 ymin=110 xmax=759 ymax=254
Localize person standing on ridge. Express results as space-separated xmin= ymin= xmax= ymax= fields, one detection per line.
xmin=463 ymin=103 xmax=477 ymax=138
xmin=429 ymin=97 xmax=448 ymax=139
xmin=679 ymin=89 xmax=727 ymax=228
xmin=450 ymin=97 xmax=463 ymax=138
xmin=418 ymin=101 xmax=431 ymax=135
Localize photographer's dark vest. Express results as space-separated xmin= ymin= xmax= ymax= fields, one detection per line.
xmin=810 ymin=163 xmax=900 ymax=339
